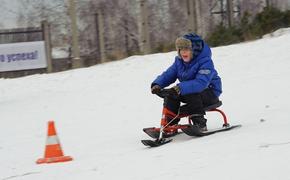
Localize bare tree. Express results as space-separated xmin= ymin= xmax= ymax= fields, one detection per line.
xmin=9 ymin=0 xmax=289 ymax=65
xmin=168 ymin=0 xmax=188 ymax=37
xmin=77 ymin=0 xmax=140 ymax=60
xmin=272 ymin=0 xmax=290 ymax=11
xmin=16 ymin=0 xmax=70 ymax=47
xmin=144 ymin=0 xmax=187 ymax=52
xmin=239 ymin=0 xmax=265 ymax=17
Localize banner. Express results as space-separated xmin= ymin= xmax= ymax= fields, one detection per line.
xmin=0 ymin=41 xmax=47 ymax=72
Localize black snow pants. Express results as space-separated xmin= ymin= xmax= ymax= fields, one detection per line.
xmin=163 ymin=88 xmax=219 ymax=123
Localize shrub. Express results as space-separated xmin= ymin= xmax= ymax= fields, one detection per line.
xmin=207 ymin=24 xmax=243 ymax=47
xmin=206 ymin=7 xmax=290 ymax=47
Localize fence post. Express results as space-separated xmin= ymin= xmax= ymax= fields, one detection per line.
xmin=69 ymin=0 xmax=82 ymax=68
xmin=42 ymin=21 xmax=53 ymax=73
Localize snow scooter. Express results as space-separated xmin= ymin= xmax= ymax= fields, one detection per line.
xmin=141 ymin=89 xmax=241 ymax=147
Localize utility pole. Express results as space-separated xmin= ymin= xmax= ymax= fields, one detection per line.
xmin=140 ymin=0 xmax=151 ymax=54
xmin=68 ymin=0 xmax=82 ymax=68
xmin=187 ymin=0 xmax=198 ymax=33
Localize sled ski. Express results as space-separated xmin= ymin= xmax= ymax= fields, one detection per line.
xmin=141 ymin=124 xmax=242 ymax=147
xmin=143 ymin=127 xmax=182 ymax=139
xmin=141 ymin=138 xmax=172 ymax=147
xmin=143 ymin=124 xmax=241 ymax=139
xmin=181 ymin=124 xmax=242 ymax=137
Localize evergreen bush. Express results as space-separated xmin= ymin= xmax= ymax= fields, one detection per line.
xmin=207 ymin=7 xmax=290 ymax=47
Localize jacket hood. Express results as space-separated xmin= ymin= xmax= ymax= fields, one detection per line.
xmin=182 ymin=33 xmax=211 ymax=60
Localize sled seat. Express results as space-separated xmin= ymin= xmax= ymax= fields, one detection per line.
xmin=178 ymin=100 xmax=228 ymax=126
xmin=179 ymin=101 xmax=222 ymax=115
xmin=203 ymin=101 xmax=222 ymax=111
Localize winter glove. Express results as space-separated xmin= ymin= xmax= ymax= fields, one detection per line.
xmin=160 ymin=86 xmax=180 ymax=99
xmin=169 ymin=86 xmax=180 ymax=97
xmin=151 ymin=84 xmax=161 ymax=94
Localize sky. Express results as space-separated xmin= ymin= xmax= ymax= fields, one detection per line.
xmin=0 ymin=28 xmax=290 ymax=179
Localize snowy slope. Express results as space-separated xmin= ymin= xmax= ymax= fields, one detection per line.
xmin=1 ymin=29 xmax=290 ymax=180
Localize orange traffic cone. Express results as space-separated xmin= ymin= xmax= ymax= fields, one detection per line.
xmin=36 ymin=121 xmax=73 ymax=164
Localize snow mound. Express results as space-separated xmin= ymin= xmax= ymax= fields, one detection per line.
xmin=262 ymin=27 xmax=290 ymax=38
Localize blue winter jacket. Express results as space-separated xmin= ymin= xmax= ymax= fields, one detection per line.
xmin=152 ymin=33 xmax=222 ymax=97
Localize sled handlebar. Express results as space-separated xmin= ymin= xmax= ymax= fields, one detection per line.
xmin=156 ymin=89 xmax=174 ymax=99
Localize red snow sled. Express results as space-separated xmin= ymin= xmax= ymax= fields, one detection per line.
xmin=142 ymin=89 xmax=241 ymax=147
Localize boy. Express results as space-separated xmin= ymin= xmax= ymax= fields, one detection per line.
xmin=151 ymin=33 xmax=222 ymax=131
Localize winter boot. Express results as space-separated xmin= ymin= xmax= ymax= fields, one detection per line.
xmin=162 ymin=116 xmax=180 ymax=137
xmin=166 ymin=116 xmax=180 ymax=126
xmin=190 ymin=114 xmax=207 ymax=131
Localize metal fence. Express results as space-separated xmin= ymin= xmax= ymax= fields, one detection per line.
xmin=0 ymin=27 xmax=43 ymax=44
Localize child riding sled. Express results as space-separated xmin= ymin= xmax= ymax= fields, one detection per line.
xmin=151 ymin=33 xmax=222 ymax=134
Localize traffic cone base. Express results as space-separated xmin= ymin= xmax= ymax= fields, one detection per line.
xmin=36 ymin=121 xmax=73 ymax=164
xmin=36 ymin=155 xmax=73 ymax=164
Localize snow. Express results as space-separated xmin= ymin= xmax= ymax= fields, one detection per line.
xmin=263 ymin=27 xmax=290 ymax=38
xmin=52 ymin=47 xmax=69 ymax=59
xmin=1 ymin=30 xmax=290 ymax=180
